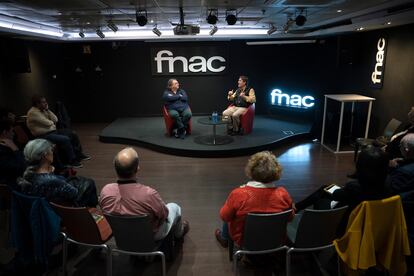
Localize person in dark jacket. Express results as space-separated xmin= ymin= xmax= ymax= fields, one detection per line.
xmin=385 ymin=106 xmax=414 ymax=159
xmin=18 ymin=139 xmax=97 ymax=207
xmin=162 ymin=79 xmax=192 ymax=139
xmin=295 ymin=146 xmax=390 ymax=212
xmin=0 ymin=118 xmax=26 ymax=189
xmin=387 ymin=133 xmax=414 ymax=194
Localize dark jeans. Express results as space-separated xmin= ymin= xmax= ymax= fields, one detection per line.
xmin=220 ymin=222 xmax=230 ymax=240
xmin=168 ymin=108 xmax=192 ymax=130
xmin=42 ymin=129 xmax=83 ymax=163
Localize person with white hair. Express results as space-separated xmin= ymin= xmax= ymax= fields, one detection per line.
xmin=18 ymin=139 xmax=97 ymax=206
xmin=387 ymin=133 xmax=414 ymax=194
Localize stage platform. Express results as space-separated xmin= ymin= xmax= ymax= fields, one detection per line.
xmin=99 ymin=115 xmax=312 ymax=157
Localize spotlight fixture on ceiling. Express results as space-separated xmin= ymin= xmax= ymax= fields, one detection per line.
xmin=96 ymin=29 xmax=105 ymax=38
xmin=267 ymin=24 xmax=277 ymax=35
xmin=295 ymin=8 xmax=307 ymax=26
xmin=225 ymin=10 xmax=237 ymax=25
xmin=107 ymin=21 xmax=118 ymax=32
xmin=136 ymin=9 xmax=148 ymax=26
xmin=152 ymin=25 xmax=161 ymax=36
xmin=78 ymin=32 xmax=85 ymax=38
xmin=206 ymin=9 xmax=218 ymax=25
xmin=209 ymin=25 xmax=218 ymax=36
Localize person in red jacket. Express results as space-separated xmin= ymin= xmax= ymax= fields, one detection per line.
xmin=215 ymin=151 xmax=294 ymax=247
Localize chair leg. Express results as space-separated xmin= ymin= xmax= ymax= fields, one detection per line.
xmin=103 ymin=245 xmax=112 ymax=276
xmin=159 ymin=253 xmax=166 ymax=276
xmin=62 ymin=233 xmax=68 ymax=276
xmin=233 ymin=252 xmax=241 ymax=276
xmin=286 ymin=249 xmax=292 ymax=276
xmin=228 ymin=239 xmax=234 ymax=261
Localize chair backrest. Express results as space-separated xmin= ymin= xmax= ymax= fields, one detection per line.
xmin=13 ymin=125 xmax=29 ymax=146
xmin=242 ymin=209 xmax=292 ymax=251
xmin=294 ymin=205 xmax=348 ymax=248
xmin=104 ymin=213 xmax=157 ymax=252
xmin=383 ymin=118 xmax=402 ymax=138
xmin=50 ymin=202 xmax=107 ymax=244
xmin=0 ymin=184 xmax=12 ymax=209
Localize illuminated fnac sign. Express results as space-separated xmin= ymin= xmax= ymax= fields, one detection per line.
xmin=371 ymin=37 xmax=387 ymax=88
xmin=270 ymin=89 xmax=315 ymax=108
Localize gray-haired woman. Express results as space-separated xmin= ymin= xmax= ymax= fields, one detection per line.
xmin=18 ymin=139 xmax=97 ymax=207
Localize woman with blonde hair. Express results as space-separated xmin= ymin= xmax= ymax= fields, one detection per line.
xmin=215 ymin=151 xmax=294 ymax=247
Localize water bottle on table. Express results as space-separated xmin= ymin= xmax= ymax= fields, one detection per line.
xmin=212 ymin=111 xmax=218 ymax=123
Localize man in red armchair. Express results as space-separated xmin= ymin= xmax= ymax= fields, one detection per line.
xmin=162 ymin=79 xmax=192 ymax=139
xmin=222 ymin=76 xmax=256 ymax=135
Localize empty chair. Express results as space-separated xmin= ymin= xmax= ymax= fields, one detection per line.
xmin=334 ymin=196 xmax=411 ymax=275
xmin=230 ymin=209 xmax=292 ymax=276
xmin=286 ymin=206 xmax=348 ymax=276
xmin=50 ymin=202 xmax=112 ymax=276
xmin=104 ymin=213 xmax=168 ymax=276
xmin=354 ymin=118 xmax=401 ymax=161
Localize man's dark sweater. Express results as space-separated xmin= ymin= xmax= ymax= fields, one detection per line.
xmin=0 ymin=144 xmax=26 ymax=189
xmin=386 ymin=159 xmax=414 ymax=194
xmin=162 ymin=89 xmax=189 ymax=112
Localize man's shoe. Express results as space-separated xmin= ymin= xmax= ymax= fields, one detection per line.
xmin=347 ymin=172 xmax=358 ymax=179
xmin=79 ymin=154 xmax=91 ymax=161
xmin=173 ymin=128 xmax=179 ymax=138
xmin=215 ymin=229 xmax=229 ymax=248
xmin=180 ymin=129 xmax=187 ymax=139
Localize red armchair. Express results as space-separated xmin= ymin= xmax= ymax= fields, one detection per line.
xmin=162 ymin=105 xmax=192 ymax=136
xmin=227 ymin=103 xmax=255 ymax=135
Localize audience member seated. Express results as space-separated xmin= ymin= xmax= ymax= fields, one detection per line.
xmin=0 ymin=117 xmax=26 ymax=190
xmin=215 ymin=151 xmax=294 ymax=248
xmin=385 ymin=106 xmax=414 ymax=159
xmin=386 ymin=133 xmax=414 ymax=195
xmin=294 ymin=147 xmax=390 ymax=233
xmin=99 ymin=147 xmax=189 ymax=241
xmin=222 ymin=75 xmax=256 ymax=135
xmin=162 ymin=79 xmax=192 ymax=139
xmin=17 ymin=139 xmax=98 ymax=207
xmin=26 ymin=95 xmax=90 ymax=168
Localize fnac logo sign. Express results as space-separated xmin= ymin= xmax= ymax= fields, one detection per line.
xmin=151 ymin=47 xmax=227 ymax=75
xmin=371 ymin=37 xmax=387 ymax=89
xmin=271 ymin=89 xmax=315 ymax=109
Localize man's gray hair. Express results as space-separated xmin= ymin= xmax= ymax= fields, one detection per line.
xmin=401 ymin=133 xmax=414 ymax=151
xmin=24 ymin=138 xmax=54 ymax=165
xmin=167 ymin=78 xmax=177 ymax=90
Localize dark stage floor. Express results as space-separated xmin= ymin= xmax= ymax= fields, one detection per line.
xmin=99 ymin=115 xmax=312 ymax=157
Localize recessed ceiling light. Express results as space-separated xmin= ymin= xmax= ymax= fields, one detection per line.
xmin=386 ymin=21 xmax=391 ymax=25
xmin=86 ymin=22 xmax=90 ymax=25
xmin=150 ymin=19 xmax=154 ymax=23
xmin=337 ymin=9 xmax=342 ymax=13
xmin=356 ymin=27 xmax=364 ymax=31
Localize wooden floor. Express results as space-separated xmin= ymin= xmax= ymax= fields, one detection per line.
xmin=56 ymin=123 xmax=357 ymax=276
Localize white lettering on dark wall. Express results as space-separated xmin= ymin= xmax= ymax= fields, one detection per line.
xmin=270 ymin=89 xmax=315 ymax=108
xmin=371 ymin=38 xmax=386 ymax=85
xmin=154 ymin=50 xmax=226 ymax=73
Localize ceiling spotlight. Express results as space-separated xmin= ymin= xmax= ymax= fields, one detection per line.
xmin=78 ymin=32 xmax=85 ymax=38
xmin=207 ymin=9 xmax=218 ymax=25
xmin=107 ymin=21 xmax=118 ymax=32
xmin=152 ymin=26 xmax=161 ymax=36
xmin=96 ymin=29 xmax=105 ymax=38
xmin=386 ymin=21 xmax=391 ymax=25
xmin=356 ymin=27 xmax=364 ymax=31
xmin=136 ymin=10 xmax=148 ymax=26
xmin=295 ymin=14 xmax=307 ymax=26
xmin=225 ymin=10 xmax=237 ymax=25
xmin=209 ymin=25 xmax=218 ymax=36
xmin=337 ymin=9 xmax=342 ymax=13
xmin=267 ymin=24 xmax=277 ymax=35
